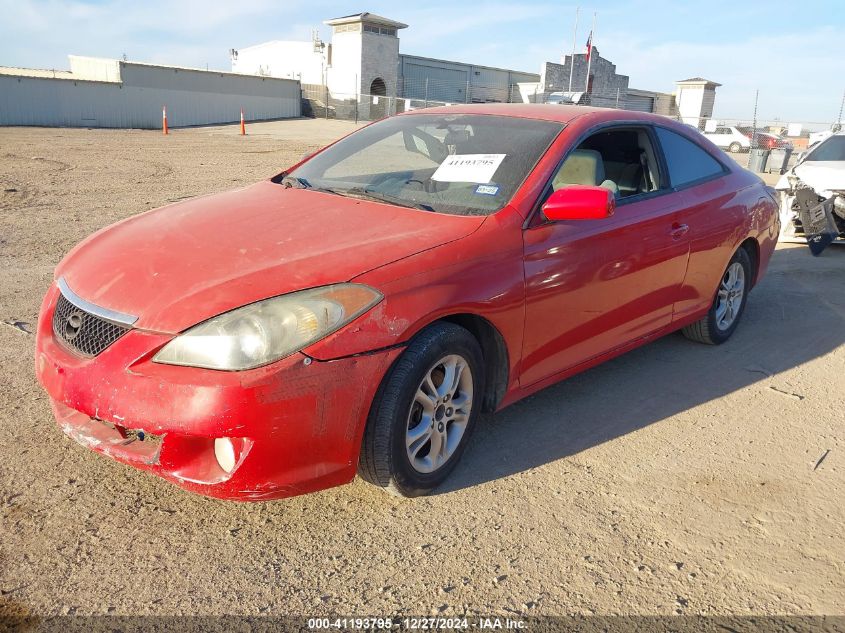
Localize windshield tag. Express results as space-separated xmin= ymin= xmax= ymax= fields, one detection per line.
xmin=432 ymin=154 xmax=506 ymax=183
xmin=474 ymin=184 xmax=500 ymax=196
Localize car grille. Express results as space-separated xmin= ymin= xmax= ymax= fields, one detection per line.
xmin=52 ymin=292 xmax=131 ymax=357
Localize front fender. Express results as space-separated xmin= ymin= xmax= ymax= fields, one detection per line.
xmin=303 ymin=211 xmax=526 ymax=378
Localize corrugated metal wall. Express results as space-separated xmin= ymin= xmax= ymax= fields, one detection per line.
xmin=401 ymin=61 xmax=467 ymax=103
xmin=470 ymin=66 xmax=509 ymax=102
xmin=0 ymin=62 xmax=300 ymax=129
xmin=399 ymin=55 xmax=539 ymax=104
xmin=625 ymin=94 xmax=654 ymax=112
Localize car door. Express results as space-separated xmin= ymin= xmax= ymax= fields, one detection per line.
xmin=730 ymin=128 xmax=751 ymax=149
xmin=519 ymin=125 xmax=691 ymax=387
xmin=650 ymin=126 xmax=742 ymax=322
xmin=707 ymin=127 xmax=730 ymax=148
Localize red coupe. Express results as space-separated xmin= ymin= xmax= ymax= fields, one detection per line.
xmin=35 ymin=104 xmax=780 ymax=500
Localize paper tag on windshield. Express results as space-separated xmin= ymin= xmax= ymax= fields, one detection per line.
xmin=475 ymin=184 xmax=499 ymax=195
xmin=432 ymin=154 xmax=506 ymax=183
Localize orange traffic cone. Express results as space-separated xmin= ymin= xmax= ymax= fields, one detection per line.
xmin=240 ymin=108 xmax=246 ymax=136
xmin=162 ymin=105 xmax=169 ymax=135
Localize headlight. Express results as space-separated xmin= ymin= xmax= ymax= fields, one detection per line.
xmin=153 ymin=284 xmax=382 ymax=370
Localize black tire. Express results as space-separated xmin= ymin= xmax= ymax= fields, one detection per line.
xmin=729 ymin=142 xmax=742 ymax=153
xmin=682 ymin=247 xmax=752 ymax=345
xmin=359 ymin=322 xmax=485 ymax=497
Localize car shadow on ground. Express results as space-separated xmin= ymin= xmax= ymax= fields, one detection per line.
xmin=438 ymin=245 xmax=845 ymax=494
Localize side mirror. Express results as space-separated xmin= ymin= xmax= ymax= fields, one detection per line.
xmin=542 ymin=185 xmax=615 ymax=221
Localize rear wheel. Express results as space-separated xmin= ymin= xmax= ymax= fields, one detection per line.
xmin=729 ymin=142 xmax=742 ymax=153
xmin=359 ymin=322 xmax=484 ymax=497
xmin=682 ymin=248 xmax=752 ymax=345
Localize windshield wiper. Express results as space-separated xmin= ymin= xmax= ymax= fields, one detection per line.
xmin=280 ymin=176 xmax=349 ymax=197
xmin=280 ymin=178 xmax=434 ymax=210
xmin=344 ymin=187 xmax=435 ymax=211
xmin=280 ymin=175 xmax=312 ymax=189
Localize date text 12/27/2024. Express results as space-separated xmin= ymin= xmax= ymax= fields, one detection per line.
xmin=306 ymin=617 xmax=527 ymax=630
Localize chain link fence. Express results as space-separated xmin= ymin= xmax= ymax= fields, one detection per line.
xmin=301 ymin=84 xmax=454 ymax=122
xmin=302 ymin=79 xmax=664 ymax=123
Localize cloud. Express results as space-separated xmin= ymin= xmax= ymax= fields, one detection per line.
xmin=0 ymin=0 xmax=311 ymax=69
xmin=597 ymin=25 xmax=843 ymax=122
xmin=1 ymin=0 xmax=841 ymax=123
xmin=394 ymin=2 xmax=565 ymax=71
xmin=398 ymin=2 xmax=559 ymax=47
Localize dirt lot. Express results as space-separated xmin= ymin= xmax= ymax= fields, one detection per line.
xmin=0 ymin=120 xmax=843 ymax=619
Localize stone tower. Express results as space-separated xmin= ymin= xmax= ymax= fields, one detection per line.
xmin=324 ymin=13 xmax=407 ymax=98
xmin=676 ymin=78 xmax=721 ymax=128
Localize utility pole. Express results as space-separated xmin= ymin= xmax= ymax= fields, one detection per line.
xmin=567 ymin=7 xmax=579 ymax=93
xmin=748 ymin=89 xmax=759 ymax=169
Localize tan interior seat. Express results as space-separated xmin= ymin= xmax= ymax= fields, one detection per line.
xmin=552 ymin=149 xmax=618 ymax=195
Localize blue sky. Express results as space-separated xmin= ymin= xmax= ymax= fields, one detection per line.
xmin=1 ymin=0 xmax=842 ymax=123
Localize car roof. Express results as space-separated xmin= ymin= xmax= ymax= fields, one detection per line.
xmin=399 ymin=103 xmax=674 ymax=125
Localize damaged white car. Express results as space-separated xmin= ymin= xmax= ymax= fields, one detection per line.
xmin=775 ymin=132 xmax=845 ymax=255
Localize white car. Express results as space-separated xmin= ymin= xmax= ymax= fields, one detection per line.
xmin=808 ymin=128 xmax=840 ymax=147
xmin=704 ymin=126 xmax=792 ymax=154
xmin=703 ymin=126 xmax=752 ymax=153
xmin=775 ymin=132 xmax=845 ymax=254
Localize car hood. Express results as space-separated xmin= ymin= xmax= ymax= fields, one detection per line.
xmin=57 ymin=181 xmax=485 ymax=333
xmin=776 ymin=161 xmax=845 ymax=195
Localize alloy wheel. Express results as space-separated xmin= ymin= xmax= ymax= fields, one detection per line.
xmin=405 ymin=354 xmax=474 ymax=474
xmin=715 ymin=262 xmax=745 ymax=331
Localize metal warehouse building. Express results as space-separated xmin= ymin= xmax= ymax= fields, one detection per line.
xmin=0 ymin=56 xmax=300 ymax=129
xmin=230 ymin=10 xmax=718 ymax=122
xmin=231 ymin=12 xmax=540 ymax=105
xmin=398 ymin=55 xmax=539 ymax=104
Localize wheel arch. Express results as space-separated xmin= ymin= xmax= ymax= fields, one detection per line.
xmin=739 ymin=237 xmax=760 ymax=287
xmin=435 ymin=313 xmax=510 ymax=413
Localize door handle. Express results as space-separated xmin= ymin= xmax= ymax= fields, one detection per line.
xmin=670 ymin=223 xmax=690 ymax=239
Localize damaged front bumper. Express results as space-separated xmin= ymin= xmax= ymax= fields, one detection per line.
xmin=777 ymin=174 xmax=845 ymax=255
xmin=35 ymin=283 xmax=401 ymax=501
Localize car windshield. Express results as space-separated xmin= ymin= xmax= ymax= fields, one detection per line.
xmin=280 ymin=114 xmax=564 ymax=216
xmin=807 ymin=136 xmax=845 ymax=162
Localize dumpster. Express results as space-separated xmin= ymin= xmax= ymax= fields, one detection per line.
xmin=748 ymin=148 xmax=770 ymax=173
xmin=767 ymin=148 xmax=792 ymax=174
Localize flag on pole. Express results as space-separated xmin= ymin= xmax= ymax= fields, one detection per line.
xmin=584 ymin=13 xmax=596 ymax=94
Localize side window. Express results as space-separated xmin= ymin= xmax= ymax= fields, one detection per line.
xmin=655 ymin=127 xmax=725 ymax=188
xmin=547 ymin=127 xmax=662 ymax=201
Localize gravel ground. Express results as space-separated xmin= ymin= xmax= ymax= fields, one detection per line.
xmin=0 ymin=120 xmax=843 ymax=619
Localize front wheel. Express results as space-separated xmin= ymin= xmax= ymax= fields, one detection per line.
xmin=359 ymin=322 xmax=485 ymax=497
xmin=682 ymin=248 xmax=752 ymax=345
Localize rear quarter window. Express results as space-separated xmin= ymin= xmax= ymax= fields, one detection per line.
xmin=656 ymin=127 xmax=726 ymax=188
